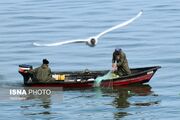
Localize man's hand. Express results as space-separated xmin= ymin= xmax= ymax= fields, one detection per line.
xmin=112 ymin=63 xmax=117 ymax=71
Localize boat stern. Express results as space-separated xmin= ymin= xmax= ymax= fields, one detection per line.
xmin=18 ymin=64 xmax=33 ymax=85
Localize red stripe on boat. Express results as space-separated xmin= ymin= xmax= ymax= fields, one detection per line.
xmin=101 ymin=73 xmax=153 ymax=87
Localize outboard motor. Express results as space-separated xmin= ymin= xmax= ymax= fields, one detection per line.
xmin=18 ymin=64 xmax=33 ymax=85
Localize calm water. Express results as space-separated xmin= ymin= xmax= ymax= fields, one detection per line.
xmin=0 ymin=0 xmax=180 ymax=119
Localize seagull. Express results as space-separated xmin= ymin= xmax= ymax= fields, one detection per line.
xmin=33 ymin=10 xmax=143 ymax=47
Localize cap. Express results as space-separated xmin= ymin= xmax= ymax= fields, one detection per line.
xmin=43 ymin=59 xmax=49 ymax=64
xmin=115 ymin=48 xmax=122 ymax=52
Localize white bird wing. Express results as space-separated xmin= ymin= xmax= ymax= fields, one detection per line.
xmin=33 ymin=10 xmax=143 ymax=47
xmin=95 ymin=10 xmax=143 ymax=39
xmin=33 ymin=39 xmax=88 ymax=47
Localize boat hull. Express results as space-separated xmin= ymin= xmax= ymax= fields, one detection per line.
xmin=101 ymin=71 xmax=154 ymax=87
xmin=19 ymin=66 xmax=161 ymax=88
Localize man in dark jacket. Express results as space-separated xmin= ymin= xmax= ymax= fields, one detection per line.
xmin=112 ymin=48 xmax=131 ymax=76
xmin=30 ymin=59 xmax=55 ymax=83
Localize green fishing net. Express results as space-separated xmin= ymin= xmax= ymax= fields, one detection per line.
xmin=94 ymin=71 xmax=119 ymax=87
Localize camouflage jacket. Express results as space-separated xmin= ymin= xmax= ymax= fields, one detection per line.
xmin=30 ymin=64 xmax=54 ymax=82
xmin=112 ymin=51 xmax=131 ymax=75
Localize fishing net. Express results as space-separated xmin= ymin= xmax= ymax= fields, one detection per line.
xmin=94 ymin=71 xmax=119 ymax=87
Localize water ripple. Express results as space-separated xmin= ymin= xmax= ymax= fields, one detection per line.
xmin=0 ymin=0 xmax=180 ymax=119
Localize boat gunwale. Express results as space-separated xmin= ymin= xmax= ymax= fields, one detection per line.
xmin=107 ymin=66 xmax=161 ymax=81
xmin=52 ymin=66 xmax=161 ymax=75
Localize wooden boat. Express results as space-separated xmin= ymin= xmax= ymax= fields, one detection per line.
xmin=18 ymin=65 xmax=161 ymax=88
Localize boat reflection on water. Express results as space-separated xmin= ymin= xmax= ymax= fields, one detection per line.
xmin=97 ymin=84 xmax=160 ymax=119
xmin=18 ymin=84 xmax=159 ymax=119
xmin=19 ymin=93 xmax=52 ymax=116
xmin=18 ymin=87 xmax=63 ymax=116
xmin=112 ymin=84 xmax=153 ymax=107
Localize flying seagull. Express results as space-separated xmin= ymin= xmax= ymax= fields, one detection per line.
xmin=33 ymin=10 xmax=143 ymax=47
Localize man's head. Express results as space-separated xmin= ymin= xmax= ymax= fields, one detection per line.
xmin=43 ymin=59 xmax=49 ymax=65
xmin=115 ymin=48 xmax=122 ymax=52
xmin=114 ymin=48 xmax=122 ymax=60
xmin=114 ymin=48 xmax=122 ymax=55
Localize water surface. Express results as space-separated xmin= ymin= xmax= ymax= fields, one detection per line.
xmin=0 ymin=0 xmax=180 ymax=119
